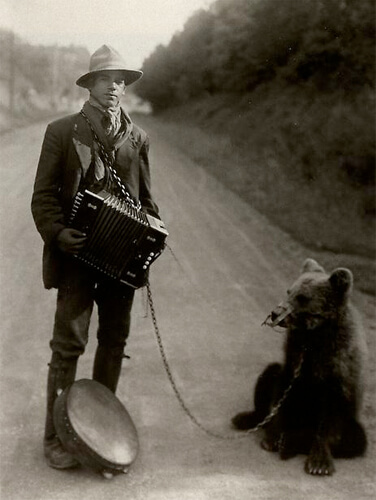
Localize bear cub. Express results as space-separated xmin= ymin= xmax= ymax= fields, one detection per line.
xmin=232 ymin=258 xmax=367 ymax=475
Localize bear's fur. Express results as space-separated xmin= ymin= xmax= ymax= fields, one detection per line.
xmin=232 ymin=258 xmax=368 ymax=475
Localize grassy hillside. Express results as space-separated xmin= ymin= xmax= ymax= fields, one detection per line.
xmin=146 ymin=83 xmax=375 ymax=293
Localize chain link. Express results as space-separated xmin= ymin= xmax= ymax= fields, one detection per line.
xmin=146 ymin=281 xmax=303 ymax=440
xmin=80 ymin=110 xmax=141 ymax=210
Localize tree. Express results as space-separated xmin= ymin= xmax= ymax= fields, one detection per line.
xmin=136 ymin=0 xmax=375 ymax=106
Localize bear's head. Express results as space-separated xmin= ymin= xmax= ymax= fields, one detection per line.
xmin=269 ymin=258 xmax=353 ymax=331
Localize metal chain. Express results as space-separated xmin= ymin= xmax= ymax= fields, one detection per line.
xmin=146 ymin=281 xmax=303 ymax=440
xmin=244 ymin=356 xmax=303 ymax=433
xmin=79 ymin=110 xmax=141 ymax=210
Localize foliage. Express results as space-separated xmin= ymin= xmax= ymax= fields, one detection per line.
xmin=135 ymin=0 xmax=375 ymax=190
xmin=136 ymin=0 xmax=375 ymax=99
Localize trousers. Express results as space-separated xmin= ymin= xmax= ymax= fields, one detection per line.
xmin=50 ymin=258 xmax=135 ymax=360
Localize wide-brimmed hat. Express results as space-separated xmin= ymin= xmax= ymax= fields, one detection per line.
xmin=76 ymin=45 xmax=143 ymax=88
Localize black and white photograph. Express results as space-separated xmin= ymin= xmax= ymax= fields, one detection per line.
xmin=0 ymin=1 xmax=375 ymax=499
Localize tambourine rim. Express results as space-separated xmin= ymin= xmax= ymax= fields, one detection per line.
xmin=53 ymin=379 xmax=139 ymax=473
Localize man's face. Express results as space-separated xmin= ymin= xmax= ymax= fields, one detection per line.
xmin=89 ymin=70 xmax=126 ymax=108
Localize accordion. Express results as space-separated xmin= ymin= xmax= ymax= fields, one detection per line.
xmin=68 ymin=189 xmax=168 ymax=289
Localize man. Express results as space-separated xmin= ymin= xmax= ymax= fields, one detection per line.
xmin=31 ymin=45 xmax=160 ymax=469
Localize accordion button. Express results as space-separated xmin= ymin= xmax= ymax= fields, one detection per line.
xmin=143 ymin=266 xmax=147 ymax=270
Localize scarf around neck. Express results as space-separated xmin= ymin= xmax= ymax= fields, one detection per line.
xmin=89 ymin=95 xmax=122 ymax=137
xmin=80 ymin=100 xmax=133 ymax=184
xmin=82 ymin=99 xmax=133 ymax=149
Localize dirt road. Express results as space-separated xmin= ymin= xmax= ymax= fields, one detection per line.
xmin=1 ymin=116 xmax=375 ymax=500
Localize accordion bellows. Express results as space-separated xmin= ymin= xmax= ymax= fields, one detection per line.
xmin=68 ymin=189 xmax=168 ymax=288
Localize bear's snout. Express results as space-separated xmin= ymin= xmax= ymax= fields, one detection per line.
xmin=270 ymin=303 xmax=292 ymax=328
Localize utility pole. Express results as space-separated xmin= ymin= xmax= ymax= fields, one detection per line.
xmin=50 ymin=45 xmax=59 ymax=110
xmin=9 ymin=31 xmax=15 ymax=116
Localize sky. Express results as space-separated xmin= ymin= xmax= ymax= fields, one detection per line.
xmin=1 ymin=0 xmax=213 ymax=68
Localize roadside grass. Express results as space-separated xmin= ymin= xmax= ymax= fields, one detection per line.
xmin=141 ymin=84 xmax=375 ymax=293
xmin=151 ymin=118 xmax=374 ymax=251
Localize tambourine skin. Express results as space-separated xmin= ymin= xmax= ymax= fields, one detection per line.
xmin=53 ymin=379 xmax=139 ymax=475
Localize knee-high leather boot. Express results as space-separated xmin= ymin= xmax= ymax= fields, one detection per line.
xmin=92 ymin=345 xmax=124 ymax=393
xmin=44 ymin=352 xmax=80 ymax=469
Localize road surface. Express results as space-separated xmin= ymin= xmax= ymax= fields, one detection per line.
xmin=1 ymin=115 xmax=375 ymax=500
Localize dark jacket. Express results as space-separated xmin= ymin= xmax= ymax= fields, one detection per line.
xmin=31 ymin=110 xmax=159 ymax=289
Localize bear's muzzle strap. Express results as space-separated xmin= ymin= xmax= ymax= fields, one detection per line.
xmin=262 ymin=303 xmax=293 ymax=328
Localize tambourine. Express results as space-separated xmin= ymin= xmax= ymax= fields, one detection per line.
xmin=53 ymin=379 xmax=139 ymax=478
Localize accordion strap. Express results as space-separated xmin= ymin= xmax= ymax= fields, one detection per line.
xmin=80 ymin=110 xmax=141 ymax=210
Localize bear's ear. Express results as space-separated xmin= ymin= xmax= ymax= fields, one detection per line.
xmin=329 ymin=268 xmax=353 ymax=295
xmin=302 ymin=258 xmax=325 ymax=274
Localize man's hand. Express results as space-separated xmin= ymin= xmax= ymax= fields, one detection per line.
xmin=56 ymin=228 xmax=87 ymax=254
